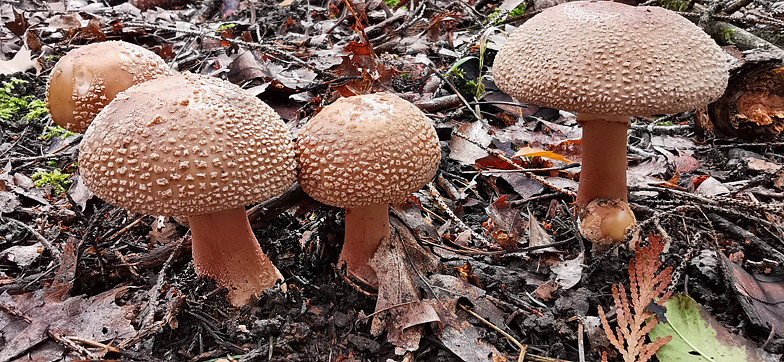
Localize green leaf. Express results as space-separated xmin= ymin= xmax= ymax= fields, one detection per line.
xmin=445 ymin=56 xmax=478 ymax=77
xmin=651 ymin=294 xmax=765 ymax=362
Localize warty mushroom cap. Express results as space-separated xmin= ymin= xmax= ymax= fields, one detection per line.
xmin=46 ymin=41 xmax=173 ymax=133
xmin=78 ymin=72 xmax=297 ymax=218
xmin=297 ymin=92 xmax=441 ymax=208
xmin=493 ymin=1 xmax=730 ymax=116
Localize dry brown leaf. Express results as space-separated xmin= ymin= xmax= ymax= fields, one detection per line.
xmin=368 ymin=216 xmax=441 ymax=352
xmin=426 ymin=275 xmax=506 ymax=362
xmin=528 ymin=211 xmax=558 ymax=254
xmin=449 ymin=122 xmax=492 ymax=165
xmin=0 ymin=287 xmax=135 ymax=362
xmin=485 ymin=196 xmax=527 ymax=250
xmin=775 ymin=169 xmax=784 ymax=190
xmin=722 ymin=252 xmax=784 ymax=336
xmin=551 ymin=252 xmax=583 ymax=290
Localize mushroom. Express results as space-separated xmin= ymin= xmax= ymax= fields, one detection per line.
xmin=296 ymin=93 xmax=441 ymax=288
xmin=493 ymin=1 xmax=729 ymax=246
xmin=46 ymin=41 xmax=173 ymax=133
xmin=78 ymin=73 xmax=297 ymax=306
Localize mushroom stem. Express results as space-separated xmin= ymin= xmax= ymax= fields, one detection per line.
xmin=339 ymin=204 xmax=389 ymax=288
xmin=189 ymin=206 xmax=283 ymax=306
xmin=575 ymin=113 xmax=631 ymax=208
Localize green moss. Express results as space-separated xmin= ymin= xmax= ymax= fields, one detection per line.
xmin=40 ymin=125 xmax=76 ymax=141
xmin=384 ymin=0 xmax=400 ymax=7
xmin=508 ymin=3 xmax=526 ymax=17
xmin=0 ymin=79 xmax=49 ymax=121
xmin=23 ymin=99 xmax=48 ymax=120
xmin=659 ymin=0 xmax=688 ymax=11
xmin=32 ymin=168 xmax=73 ymax=195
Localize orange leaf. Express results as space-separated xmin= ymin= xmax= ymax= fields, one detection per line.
xmin=512 ymin=147 xmax=573 ymax=163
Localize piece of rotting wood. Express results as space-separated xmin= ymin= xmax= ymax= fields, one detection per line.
xmin=705 ymin=22 xmax=784 ymax=140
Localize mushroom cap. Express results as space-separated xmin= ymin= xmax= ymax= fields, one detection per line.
xmin=46 ymin=41 xmax=173 ymax=133
xmin=297 ymin=93 xmax=441 ymax=208
xmin=78 ymin=73 xmax=297 ymax=218
xmin=494 ymin=1 xmax=730 ymax=116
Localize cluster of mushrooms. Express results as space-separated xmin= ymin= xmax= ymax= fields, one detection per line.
xmin=46 ymin=41 xmax=441 ymax=306
xmin=45 ymin=0 xmax=730 ymax=307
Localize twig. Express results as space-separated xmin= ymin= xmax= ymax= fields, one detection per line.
xmin=119 ymin=239 xmax=185 ymax=349
xmin=421 ymin=239 xmax=572 ymax=255
xmin=2 ymin=217 xmax=62 ymax=261
xmin=121 ymin=22 xmax=327 ymax=78
xmin=393 ymin=0 xmax=429 ymax=32
xmin=451 ymin=131 xmax=577 ymax=198
xmin=699 ymin=0 xmax=731 ymax=27
xmin=64 ymin=335 xmax=120 ymax=353
xmin=108 ymin=216 xmax=145 ymax=241
xmin=427 ymin=64 xmax=482 ymax=121
xmin=114 ymin=250 xmax=141 ymax=278
xmin=458 ymin=303 xmax=526 ymax=362
xmin=48 ymin=330 xmax=98 ymax=359
xmin=427 ymin=181 xmax=494 ymax=248
xmin=708 ymin=213 xmax=784 ymax=265
xmin=0 ymin=302 xmax=32 ymax=323
xmin=629 ymin=123 xmax=690 ymax=134
xmin=333 ymin=263 xmax=377 ymax=298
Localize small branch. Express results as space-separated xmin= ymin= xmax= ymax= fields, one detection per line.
xmin=3 ymin=217 xmax=62 ymax=262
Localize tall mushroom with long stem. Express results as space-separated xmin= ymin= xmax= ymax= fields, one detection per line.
xmin=296 ymin=93 xmax=441 ymax=288
xmin=47 ymin=41 xmax=173 ymax=133
xmin=493 ymin=1 xmax=729 ymax=247
xmin=78 ymin=73 xmax=297 ymax=306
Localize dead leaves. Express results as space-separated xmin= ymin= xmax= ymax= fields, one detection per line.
xmin=368 ymin=216 xmax=504 ymax=360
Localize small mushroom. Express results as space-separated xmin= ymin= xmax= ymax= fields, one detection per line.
xmin=297 ymin=93 xmax=441 ymax=288
xmin=78 ymin=73 xmax=297 ymax=306
xmin=493 ymin=1 xmax=729 ymax=246
xmin=46 ymin=41 xmax=173 ymax=133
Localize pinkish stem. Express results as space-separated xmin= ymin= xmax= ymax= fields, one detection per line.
xmin=339 ymin=204 xmax=390 ymax=288
xmin=189 ymin=206 xmax=282 ymax=306
xmin=575 ymin=113 xmax=631 ymax=208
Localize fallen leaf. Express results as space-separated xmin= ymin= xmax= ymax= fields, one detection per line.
xmin=534 ymin=280 xmax=557 ymax=301
xmin=369 ymin=216 xmax=441 ymax=352
xmin=498 ymin=173 xmax=545 ymax=199
xmin=672 ymin=153 xmax=700 ymax=174
xmin=0 ymin=191 xmax=20 ymax=213
xmin=449 ymin=122 xmax=492 ymax=165
xmin=650 ymin=294 xmax=766 ymax=362
xmin=551 ymin=252 xmax=583 ymax=290
xmin=775 ymin=169 xmax=784 ymax=190
xmin=0 ymin=287 xmax=135 ymax=362
xmin=721 ymin=252 xmax=784 ymax=337
xmin=694 ymin=176 xmax=730 ymax=196
xmin=528 ymin=211 xmax=558 ymax=254
xmin=747 ymin=157 xmax=781 ymax=172
xmin=0 ymin=46 xmax=34 ymax=75
xmin=0 ymin=242 xmax=43 ymax=268
xmin=426 ymin=275 xmax=506 ymax=362
xmin=485 ymin=196 xmax=526 ymax=250
xmin=512 ymin=146 xmax=573 ymax=163
xmin=66 ymin=174 xmax=93 ymax=211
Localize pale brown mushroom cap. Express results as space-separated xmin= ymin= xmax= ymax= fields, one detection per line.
xmin=46 ymin=41 xmax=173 ymax=133
xmin=78 ymin=73 xmax=297 ymax=217
xmin=494 ymin=1 xmax=730 ymax=116
xmin=297 ymin=93 xmax=441 ymax=208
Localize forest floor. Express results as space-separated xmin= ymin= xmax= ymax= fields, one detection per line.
xmin=1 ymin=0 xmax=784 ymax=361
